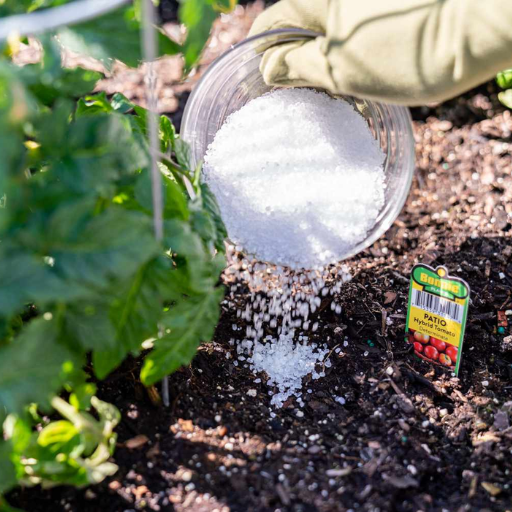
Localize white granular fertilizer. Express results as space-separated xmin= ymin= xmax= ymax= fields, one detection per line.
xmin=237 ymin=331 xmax=330 ymax=408
xmin=204 ymin=88 xmax=386 ymax=269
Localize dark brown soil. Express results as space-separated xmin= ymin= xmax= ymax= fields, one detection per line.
xmin=7 ymin=4 xmax=512 ymax=512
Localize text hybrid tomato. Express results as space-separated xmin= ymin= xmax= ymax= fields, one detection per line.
xmin=424 ymin=345 xmax=439 ymax=361
xmin=439 ymin=353 xmax=452 ymax=366
xmin=413 ymin=342 xmax=424 ymax=353
xmin=414 ymin=332 xmax=430 ymax=344
xmin=446 ymin=345 xmax=458 ymax=361
xmin=430 ymin=338 xmax=446 ymax=352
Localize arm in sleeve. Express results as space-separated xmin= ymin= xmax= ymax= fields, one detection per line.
xmin=250 ymin=0 xmax=512 ymax=106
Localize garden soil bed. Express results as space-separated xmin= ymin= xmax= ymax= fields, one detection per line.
xmin=8 ymin=4 xmax=512 ymax=511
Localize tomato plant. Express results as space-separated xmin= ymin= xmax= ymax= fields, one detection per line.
xmin=0 ymin=0 xmax=234 ymax=504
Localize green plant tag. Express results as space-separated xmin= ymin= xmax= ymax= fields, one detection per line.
xmin=405 ymin=264 xmax=470 ymax=375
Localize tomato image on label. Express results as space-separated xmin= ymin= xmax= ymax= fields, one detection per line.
xmin=414 ymin=332 xmax=430 ymax=344
xmin=424 ymin=345 xmax=439 ymax=361
xmin=446 ymin=345 xmax=458 ymax=361
xmin=413 ymin=342 xmax=423 ymax=353
xmin=430 ymin=338 xmax=446 ymax=352
xmin=439 ymin=353 xmax=453 ymax=367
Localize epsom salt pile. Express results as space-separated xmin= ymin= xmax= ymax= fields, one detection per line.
xmin=237 ymin=331 xmax=330 ymax=408
xmin=204 ymin=87 xmax=386 ymax=269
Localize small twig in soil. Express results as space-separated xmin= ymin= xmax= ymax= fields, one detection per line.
xmin=381 ymin=308 xmax=387 ymax=337
xmin=402 ymin=366 xmax=441 ymax=394
xmin=391 ymin=271 xmax=409 ymax=284
xmin=321 ymin=344 xmax=340 ymax=371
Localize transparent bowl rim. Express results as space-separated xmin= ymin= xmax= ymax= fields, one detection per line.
xmin=181 ymin=28 xmax=415 ymax=264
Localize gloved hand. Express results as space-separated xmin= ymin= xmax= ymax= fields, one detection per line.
xmin=249 ymin=0 xmax=512 ymax=106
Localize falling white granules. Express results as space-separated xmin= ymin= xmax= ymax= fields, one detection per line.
xmin=204 ymin=88 xmax=386 ymax=269
xmin=223 ymin=247 xmax=352 ymax=409
xmin=237 ymin=331 xmax=330 ymax=408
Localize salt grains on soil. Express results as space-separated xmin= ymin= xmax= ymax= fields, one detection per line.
xmin=206 ymin=88 xmax=386 ymax=409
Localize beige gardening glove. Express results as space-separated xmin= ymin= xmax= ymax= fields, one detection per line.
xmin=249 ymin=0 xmax=512 ymax=106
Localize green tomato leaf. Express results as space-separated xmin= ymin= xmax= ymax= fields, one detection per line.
xmin=0 ymin=249 xmax=82 ymax=319
xmin=65 ymin=303 xmax=117 ymax=352
xmin=200 ymin=183 xmax=228 ymax=252
xmin=179 ymin=0 xmax=217 ymax=73
xmin=19 ymin=38 xmax=101 ymax=106
xmin=164 ymin=219 xmax=220 ymax=295
xmin=140 ymin=286 xmax=223 ymax=385
xmin=110 ymin=92 xmax=136 ymax=114
xmin=75 ymin=92 xmax=114 ymax=117
xmin=57 ymin=6 xmax=180 ymax=71
xmin=0 ymin=318 xmax=77 ymax=415
xmin=49 ymin=208 xmax=160 ymax=289
xmin=135 ymin=168 xmax=189 ymax=220
xmin=125 ymin=101 xmax=176 ymax=153
xmin=173 ymin=137 xmax=193 ymax=169
xmin=93 ymin=257 xmax=176 ymax=379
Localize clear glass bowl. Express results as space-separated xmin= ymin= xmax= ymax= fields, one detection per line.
xmin=181 ymin=29 xmax=415 ymax=262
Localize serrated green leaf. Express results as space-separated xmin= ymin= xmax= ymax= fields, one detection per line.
xmin=174 ymin=137 xmax=193 ymax=169
xmin=190 ymin=207 xmax=217 ymax=246
xmin=0 ymin=318 xmax=77 ymax=415
xmin=164 ymin=219 xmax=219 ymax=294
xmin=200 ymin=183 xmax=228 ymax=251
xmin=92 ymin=346 xmax=125 ymax=382
xmin=0 ymin=249 xmax=82 ymax=319
xmin=179 ymin=0 xmax=217 ymax=72
xmin=57 ymin=6 xmax=180 ymax=71
xmin=57 ymin=8 xmax=143 ymax=70
xmin=19 ymin=38 xmax=101 ymax=107
xmin=135 ymin=168 xmax=189 ymax=220
xmin=124 ymin=101 xmax=176 ymax=153
xmin=110 ymin=93 xmax=136 ymax=114
xmin=51 ymin=114 xmax=148 ymax=192
xmin=49 ymin=208 xmax=160 ymax=289
xmin=65 ymin=303 xmax=116 ymax=352
xmin=93 ymin=257 xmax=176 ymax=378
xmin=141 ymin=287 xmax=223 ymax=385
xmin=75 ymin=92 xmax=114 ymax=117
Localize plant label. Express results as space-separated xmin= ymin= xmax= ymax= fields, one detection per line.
xmin=405 ymin=264 xmax=470 ymax=375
